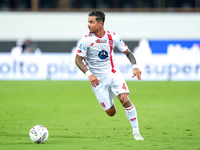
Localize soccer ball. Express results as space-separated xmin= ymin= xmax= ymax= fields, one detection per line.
xmin=29 ymin=125 xmax=49 ymax=144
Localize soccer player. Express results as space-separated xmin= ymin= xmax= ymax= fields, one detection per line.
xmin=75 ymin=11 xmax=144 ymax=140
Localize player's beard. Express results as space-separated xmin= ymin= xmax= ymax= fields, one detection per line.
xmin=89 ymin=28 xmax=94 ymax=33
xmin=88 ymin=26 xmax=98 ymax=34
xmin=90 ymin=29 xmax=98 ymax=35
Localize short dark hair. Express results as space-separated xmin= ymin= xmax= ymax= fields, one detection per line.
xmin=88 ymin=11 xmax=105 ymax=23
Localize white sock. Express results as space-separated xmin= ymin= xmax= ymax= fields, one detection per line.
xmin=125 ymin=104 xmax=139 ymax=129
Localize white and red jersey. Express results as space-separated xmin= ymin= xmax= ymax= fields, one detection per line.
xmin=76 ymin=30 xmax=128 ymax=79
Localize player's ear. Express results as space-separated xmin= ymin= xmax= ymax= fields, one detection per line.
xmin=99 ymin=21 xmax=103 ymax=28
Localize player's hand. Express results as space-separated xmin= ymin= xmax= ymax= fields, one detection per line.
xmin=89 ymin=74 xmax=100 ymax=87
xmin=132 ymin=68 xmax=142 ymax=80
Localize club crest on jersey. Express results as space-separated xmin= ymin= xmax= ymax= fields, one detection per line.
xmin=98 ymin=50 xmax=108 ymax=59
xmin=96 ymin=39 xmax=107 ymax=43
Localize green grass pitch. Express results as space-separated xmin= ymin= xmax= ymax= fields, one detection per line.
xmin=0 ymin=81 xmax=199 ymax=150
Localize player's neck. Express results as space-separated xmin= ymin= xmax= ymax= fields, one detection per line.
xmin=95 ymin=29 xmax=105 ymax=38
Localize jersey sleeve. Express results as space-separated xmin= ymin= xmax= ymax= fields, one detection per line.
xmin=114 ymin=33 xmax=129 ymax=53
xmin=76 ymin=35 xmax=88 ymax=58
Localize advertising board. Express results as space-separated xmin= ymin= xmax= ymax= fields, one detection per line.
xmin=0 ymin=40 xmax=200 ymax=81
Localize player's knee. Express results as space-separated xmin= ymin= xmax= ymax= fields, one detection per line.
xmin=105 ymin=105 xmax=116 ymax=117
xmin=107 ymin=111 xmax=116 ymax=117
xmin=107 ymin=110 xmax=116 ymax=117
xmin=118 ymin=94 xmax=131 ymax=108
xmin=122 ymin=100 xmax=130 ymax=108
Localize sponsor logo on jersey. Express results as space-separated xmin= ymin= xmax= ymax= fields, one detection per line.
xmin=96 ymin=39 xmax=107 ymax=43
xmin=98 ymin=50 xmax=108 ymax=59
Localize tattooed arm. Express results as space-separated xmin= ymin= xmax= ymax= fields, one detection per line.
xmin=75 ymin=54 xmax=100 ymax=87
xmin=75 ymin=54 xmax=88 ymax=73
xmin=124 ymin=49 xmax=142 ymax=80
xmin=124 ymin=49 xmax=137 ymax=66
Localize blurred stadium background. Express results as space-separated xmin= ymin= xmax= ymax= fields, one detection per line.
xmin=0 ymin=0 xmax=200 ymax=80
